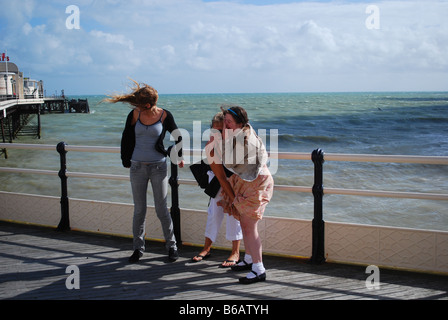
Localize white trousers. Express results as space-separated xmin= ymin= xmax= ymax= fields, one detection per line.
xmin=205 ymin=171 xmax=243 ymax=242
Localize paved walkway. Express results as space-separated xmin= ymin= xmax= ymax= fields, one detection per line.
xmin=1 ymin=221 xmax=447 ymax=302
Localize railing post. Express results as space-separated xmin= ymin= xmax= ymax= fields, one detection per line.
xmin=309 ymin=148 xmax=326 ymax=264
xmin=169 ymin=160 xmax=182 ymax=246
xmin=37 ymin=104 xmax=41 ymax=139
xmin=56 ymin=142 xmax=70 ymax=231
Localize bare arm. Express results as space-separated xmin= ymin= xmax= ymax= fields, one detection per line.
xmin=210 ymin=162 xmax=234 ymax=202
xmin=206 ymin=135 xmax=234 ymax=202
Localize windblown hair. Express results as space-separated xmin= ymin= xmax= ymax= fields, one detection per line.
xmin=105 ymin=79 xmax=158 ymax=107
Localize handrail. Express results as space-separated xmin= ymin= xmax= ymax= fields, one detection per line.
xmin=2 ymin=143 xmax=448 ymax=164
xmin=1 ymin=143 xmax=447 ymax=201
xmin=3 ymin=166 xmax=444 ymax=201
xmin=324 ymin=187 xmax=448 ymax=201
xmin=0 ymin=165 xmax=315 ymax=193
xmin=325 ymin=153 xmax=448 ymax=165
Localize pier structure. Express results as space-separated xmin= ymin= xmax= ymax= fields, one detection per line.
xmin=1 ymin=55 xmax=90 ymax=157
xmin=0 ymin=97 xmax=90 ymax=158
xmin=1 ymin=221 xmax=447 ymax=301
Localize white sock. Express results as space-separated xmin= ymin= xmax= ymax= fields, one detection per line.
xmin=237 ymin=254 xmax=252 ymax=266
xmin=246 ymin=262 xmax=265 ymax=279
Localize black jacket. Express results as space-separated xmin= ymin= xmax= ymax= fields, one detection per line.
xmin=120 ymin=109 xmax=183 ymax=168
xmin=189 ymin=160 xmax=233 ymax=198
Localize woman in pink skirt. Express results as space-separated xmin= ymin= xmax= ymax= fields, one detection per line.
xmin=213 ymin=106 xmax=274 ymax=284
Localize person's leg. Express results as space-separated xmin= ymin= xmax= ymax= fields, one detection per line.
xmin=219 ymin=239 xmax=240 ymax=267
xmin=214 ymin=212 xmax=240 ymax=267
xmin=192 ymin=237 xmax=213 ymax=262
xmin=130 ymin=162 xmax=149 ymax=258
xmin=192 ymin=194 xmax=224 ymax=261
xmin=204 ymin=194 xmax=224 ymax=243
xmin=149 ymin=161 xmax=177 ymax=252
xmin=226 ymin=214 xmax=243 ymax=242
xmin=239 ymin=214 xmax=265 ymax=281
xmin=240 ymin=215 xmax=262 ymax=264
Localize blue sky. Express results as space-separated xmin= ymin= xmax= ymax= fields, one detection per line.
xmin=1 ymin=0 xmax=447 ymax=95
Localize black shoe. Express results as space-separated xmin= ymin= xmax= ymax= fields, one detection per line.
xmin=239 ymin=271 xmax=266 ymax=284
xmin=168 ymin=248 xmax=179 ymax=262
xmin=128 ymin=250 xmax=143 ymax=263
xmin=231 ymin=260 xmax=252 ymax=271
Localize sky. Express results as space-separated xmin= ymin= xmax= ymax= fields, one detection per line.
xmin=0 ymin=0 xmax=447 ymax=95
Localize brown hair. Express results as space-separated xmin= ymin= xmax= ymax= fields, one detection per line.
xmin=221 ymin=105 xmax=249 ymax=128
xmin=105 ymin=79 xmax=158 ymax=107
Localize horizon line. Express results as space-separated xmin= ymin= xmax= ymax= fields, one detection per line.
xmin=62 ymin=90 xmax=448 ymax=97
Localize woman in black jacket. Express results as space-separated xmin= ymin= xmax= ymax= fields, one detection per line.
xmin=106 ymin=81 xmax=183 ymax=263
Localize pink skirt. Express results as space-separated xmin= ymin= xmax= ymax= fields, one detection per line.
xmin=218 ymin=166 xmax=274 ymax=221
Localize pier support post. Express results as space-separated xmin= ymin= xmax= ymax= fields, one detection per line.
xmin=309 ymin=148 xmax=326 ymax=265
xmin=56 ymin=142 xmax=70 ymax=231
xmin=37 ymin=104 xmax=41 ymax=139
xmin=169 ymin=160 xmax=182 ymax=246
xmin=0 ymin=118 xmax=7 ymax=159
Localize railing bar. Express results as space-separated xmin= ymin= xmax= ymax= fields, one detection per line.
xmin=273 ymin=185 xmax=313 ymax=193
xmin=1 ymin=167 xmax=448 ymax=201
xmin=275 ymin=152 xmax=311 ymax=160
xmin=0 ymin=167 xmax=58 ymax=175
xmin=325 ymin=153 xmax=448 ymax=165
xmin=178 ymin=179 xmax=200 ymax=186
xmin=325 ymin=187 xmax=448 ymax=201
xmin=1 ymin=143 xmax=448 ymax=165
xmin=0 ymin=143 xmax=55 ymax=151
xmin=65 ymin=145 xmax=120 ymax=153
xmin=66 ymin=172 xmax=129 ymax=180
xmin=1 ymin=144 xmax=448 ymax=201
xmin=2 ymin=165 xmax=448 ymax=199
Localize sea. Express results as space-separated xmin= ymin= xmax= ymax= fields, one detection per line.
xmin=1 ymin=92 xmax=447 ymax=231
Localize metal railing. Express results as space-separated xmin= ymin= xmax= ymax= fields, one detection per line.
xmin=1 ymin=142 xmax=448 ymax=264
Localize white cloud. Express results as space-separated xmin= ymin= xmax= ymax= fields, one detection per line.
xmin=1 ymin=0 xmax=447 ymax=94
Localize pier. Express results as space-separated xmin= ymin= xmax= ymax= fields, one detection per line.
xmin=0 ymin=97 xmax=89 ymax=157
xmin=1 ymin=56 xmax=89 ymax=157
xmin=0 ymin=221 xmax=447 ymax=301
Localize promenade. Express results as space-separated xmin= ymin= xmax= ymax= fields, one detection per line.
xmin=0 ymin=221 xmax=447 ymax=301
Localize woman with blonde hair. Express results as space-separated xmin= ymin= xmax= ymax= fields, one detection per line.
xmin=106 ymin=81 xmax=183 ymax=263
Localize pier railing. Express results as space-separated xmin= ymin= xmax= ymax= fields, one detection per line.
xmin=1 ymin=142 xmax=448 ymax=265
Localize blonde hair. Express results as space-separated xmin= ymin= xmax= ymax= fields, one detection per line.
xmin=211 ymin=111 xmax=224 ymax=128
xmin=105 ymin=79 xmax=158 ymax=107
